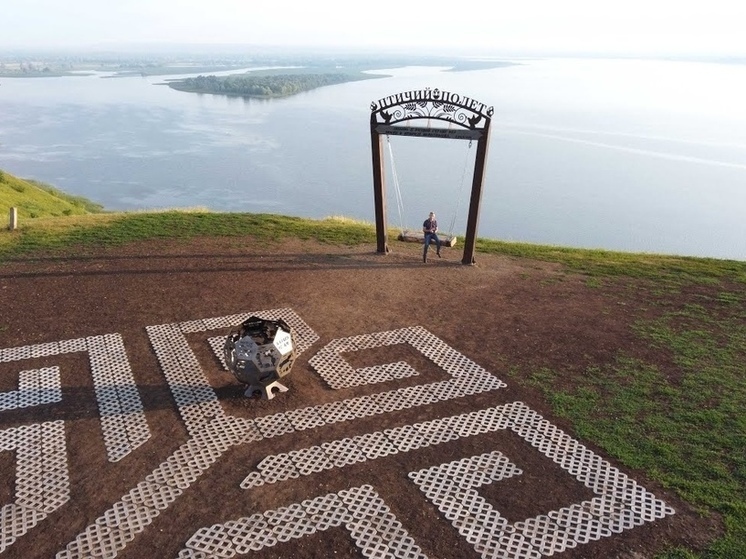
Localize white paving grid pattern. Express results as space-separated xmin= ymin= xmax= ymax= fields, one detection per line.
xmin=61 ymin=320 xmax=504 ymax=557
xmin=0 ymin=366 xmax=61 ymax=411
xmin=0 ymin=334 xmax=150 ymax=462
xmin=47 ymin=314 xmax=673 ymax=559
xmin=0 ymin=421 xmax=69 ymax=553
xmin=242 ymin=402 xmax=674 ymax=558
xmin=178 ymin=484 xmax=427 ymax=559
xmin=308 ymin=326 xmax=502 ymax=392
xmin=87 ymin=334 xmax=151 ymax=462
xmin=408 ymin=402 xmax=675 ymax=559
xmin=0 ymin=334 xmax=150 ymax=556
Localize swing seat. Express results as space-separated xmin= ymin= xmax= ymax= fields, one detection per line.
xmin=397 ymin=230 xmax=457 ymax=248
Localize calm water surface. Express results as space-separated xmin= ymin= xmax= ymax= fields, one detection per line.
xmin=1 ymin=58 xmax=745 ymax=260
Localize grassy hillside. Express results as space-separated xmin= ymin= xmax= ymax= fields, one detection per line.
xmin=0 ymin=169 xmax=104 ymax=219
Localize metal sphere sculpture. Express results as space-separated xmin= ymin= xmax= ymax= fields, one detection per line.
xmin=223 ymin=316 xmax=297 ymax=399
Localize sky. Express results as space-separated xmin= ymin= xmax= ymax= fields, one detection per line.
xmin=3 ymin=0 xmax=746 ymax=57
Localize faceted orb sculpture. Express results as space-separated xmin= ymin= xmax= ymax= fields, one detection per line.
xmin=223 ymin=316 xmax=297 ymax=400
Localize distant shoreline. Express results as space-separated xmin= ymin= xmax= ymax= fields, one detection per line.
xmin=0 ymin=54 xmax=518 ymax=80
xmin=0 ymin=64 xmax=258 ymax=79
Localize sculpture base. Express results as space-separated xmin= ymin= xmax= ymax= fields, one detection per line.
xmin=244 ymin=381 xmax=289 ymax=400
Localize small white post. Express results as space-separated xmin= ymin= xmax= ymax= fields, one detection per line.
xmin=9 ymin=207 xmax=18 ymax=230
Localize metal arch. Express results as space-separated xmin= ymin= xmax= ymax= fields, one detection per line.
xmin=370 ymin=88 xmax=493 ymax=265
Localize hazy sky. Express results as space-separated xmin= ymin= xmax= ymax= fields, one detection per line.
xmin=3 ymin=0 xmax=745 ymax=56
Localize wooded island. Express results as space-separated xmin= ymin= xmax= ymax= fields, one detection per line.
xmin=166 ymin=72 xmax=378 ymax=97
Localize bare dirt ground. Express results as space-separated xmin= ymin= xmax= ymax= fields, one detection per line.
xmin=0 ymin=237 xmax=719 ymax=558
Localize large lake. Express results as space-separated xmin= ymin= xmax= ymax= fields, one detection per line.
xmin=1 ymin=58 xmax=745 ymax=261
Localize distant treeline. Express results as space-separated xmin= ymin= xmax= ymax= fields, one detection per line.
xmin=168 ymin=73 xmax=363 ymax=97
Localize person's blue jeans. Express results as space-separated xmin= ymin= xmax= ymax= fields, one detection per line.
xmin=424 ymin=232 xmax=441 ymax=258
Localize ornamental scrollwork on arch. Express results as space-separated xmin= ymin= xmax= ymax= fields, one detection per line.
xmin=371 ymin=88 xmax=493 ymax=130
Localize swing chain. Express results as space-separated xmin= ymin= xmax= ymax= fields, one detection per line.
xmin=386 ymin=135 xmax=407 ymax=234
xmin=446 ymin=139 xmax=473 ymax=238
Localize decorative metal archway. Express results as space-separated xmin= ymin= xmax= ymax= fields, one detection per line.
xmin=370 ymin=88 xmax=493 ymax=265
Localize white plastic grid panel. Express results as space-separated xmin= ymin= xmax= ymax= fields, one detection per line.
xmin=179 ymin=485 xmax=427 ymax=559
xmin=87 ymin=334 xmax=151 ymax=462
xmin=146 ymin=323 xmax=223 ymax=436
xmin=61 ymin=413 xmax=256 ymax=559
xmin=314 ymin=400 xmax=358 ymax=424
xmin=406 ymin=402 xmax=675 ymax=558
xmin=122 ymin=481 xmax=183 ymax=511
xmin=288 ymin=446 xmax=335 ymax=476
xmin=0 ymin=341 xmax=61 ymax=363
xmin=0 ymin=505 xmax=47 ymax=554
xmin=353 ymin=431 xmax=400 ymax=460
xmin=253 ymin=412 xmax=295 ymax=439
xmin=243 ymin=405 xmax=515 ymax=488
xmin=356 ymin=361 xmax=420 ymax=385
xmin=0 ymin=366 xmax=61 ymax=411
xmin=257 ymin=453 xmax=300 ymax=484
xmin=0 ymin=334 xmax=150 ymax=463
xmin=0 ymin=420 xmax=69 ymax=553
xmin=285 ymin=406 xmax=326 ymax=431
xmin=239 ymin=402 xmax=673 ymax=558
xmin=206 ymin=336 xmax=228 ymax=370
xmin=321 ymin=438 xmax=368 ymax=468
xmin=308 ymin=326 xmax=505 ymax=398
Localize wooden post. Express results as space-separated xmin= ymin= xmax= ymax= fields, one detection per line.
xmin=462 ymin=119 xmax=491 ymax=265
xmin=8 ymin=207 xmax=18 ymax=231
xmin=370 ymin=126 xmax=389 ymax=253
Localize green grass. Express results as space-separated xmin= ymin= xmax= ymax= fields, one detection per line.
xmin=513 ymin=295 xmax=746 ymax=558
xmin=0 ymin=210 xmax=377 ymax=261
xmin=3 ymin=174 xmax=746 ymax=557
xmin=476 ymin=238 xmax=746 ymax=285
xmin=0 ymin=171 xmax=104 ymax=219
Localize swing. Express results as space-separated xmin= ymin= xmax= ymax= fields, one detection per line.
xmin=387 ymin=135 xmax=471 ymax=248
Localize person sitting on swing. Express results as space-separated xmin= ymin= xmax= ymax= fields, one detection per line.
xmin=422 ymin=211 xmax=441 ymax=262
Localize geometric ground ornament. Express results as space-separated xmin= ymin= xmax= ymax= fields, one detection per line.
xmin=0 ymin=310 xmax=673 ymax=559
xmin=178 ymin=401 xmax=675 ymax=558
xmin=175 ymin=320 xmax=674 ymax=559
